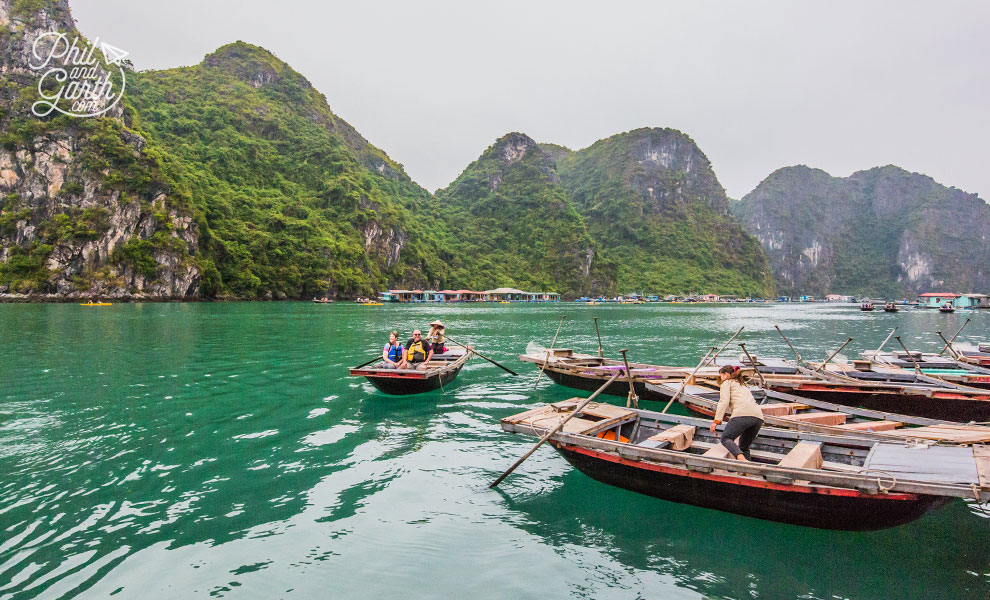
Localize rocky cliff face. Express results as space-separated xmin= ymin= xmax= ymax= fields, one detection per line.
xmin=0 ymin=0 xmax=200 ymax=299
xmin=555 ymin=128 xmax=774 ymax=296
xmin=733 ymin=165 xmax=990 ymax=297
xmin=433 ymin=133 xmax=609 ymax=296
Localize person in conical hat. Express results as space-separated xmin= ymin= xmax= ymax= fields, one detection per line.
xmin=427 ymin=320 xmax=446 ymax=355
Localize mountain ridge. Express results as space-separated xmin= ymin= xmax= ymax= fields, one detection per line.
xmin=733 ymin=164 xmax=990 ymax=297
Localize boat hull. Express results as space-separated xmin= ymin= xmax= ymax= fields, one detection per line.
xmin=543 ymin=369 xmax=668 ymax=402
xmin=555 ymin=444 xmax=949 ymax=530
xmin=767 ymin=385 xmax=990 ymax=423
xmin=361 ymin=364 xmax=466 ymax=395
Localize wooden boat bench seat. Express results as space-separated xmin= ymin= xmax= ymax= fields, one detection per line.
xmin=760 ymin=402 xmax=809 ymax=417
xmin=500 ymin=400 xmax=637 ymax=438
xmin=778 ymin=441 xmax=823 ymax=469
xmin=638 ymin=425 xmax=696 ymax=450
xmin=689 ymin=441 xmax=860 ymax=473
xmin=836 ymin=420 xmax=904 ymax=432
xmin=777 ymin=412 xmax=847 ymax=426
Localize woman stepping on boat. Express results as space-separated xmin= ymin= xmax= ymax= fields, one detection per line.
xmin=710 ymin=365 xmax=764 ymax=461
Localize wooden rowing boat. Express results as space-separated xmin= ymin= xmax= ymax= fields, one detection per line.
xmin=349 ymin=348 xmax=471 ymax=395
xmin=501 ymin=399 xmax=990 ymax=530
xmin=643 ymin=380 xmax=990 ymax=444
xmin=520 ymin=348 xmax=990 ymax=425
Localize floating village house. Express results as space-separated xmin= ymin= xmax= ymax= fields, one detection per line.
xmin=916 ymin=292 xmax=988 ymax=309
xmin=380 ymin=288 xmax=559 ymax=303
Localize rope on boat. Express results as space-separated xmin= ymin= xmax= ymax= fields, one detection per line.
xmin=875 ymin=472 xmax=897 ymax=494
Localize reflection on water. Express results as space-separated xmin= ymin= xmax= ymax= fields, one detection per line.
xmin=0 ymin=302 xmax=987 ymax=598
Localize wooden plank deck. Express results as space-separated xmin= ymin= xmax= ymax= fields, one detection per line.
xmin=863 ymin=444 xmax=980 ymax=485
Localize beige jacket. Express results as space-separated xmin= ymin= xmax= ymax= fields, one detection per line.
xmin=714 ymin=379 xmax=764 ymax=422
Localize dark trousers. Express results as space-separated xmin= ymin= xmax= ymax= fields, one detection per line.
xmin=720 ymin=416 xmax=763 ymax=460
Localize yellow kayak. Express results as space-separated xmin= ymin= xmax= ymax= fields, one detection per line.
xmin=360 ymin=302 xmax=383 ymax=306
xmin=80 ymin=302 xmax=112 ymax=306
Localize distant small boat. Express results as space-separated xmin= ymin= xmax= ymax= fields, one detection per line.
xmin=883 ymin=302 xmax=900 ymax=313
xmin=860 ymin=301 xmax=875 ymax=311
xmin=80 ymin=302 xmax=112 ymax=306
xmin=499 ymin=301 xmax=510 ymax=304
xmin=940 ymin=303 xmax=956 ymax=313
xmin=312 ymin=298 xmax=333 ymax=304
xmin=360 ymin=302 xmax=383 ymax=306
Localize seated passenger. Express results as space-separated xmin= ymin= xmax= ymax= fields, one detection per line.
xmin=428 ymin=320 xmax=447 ymax=355
xmin=382 ymin=331 xmax=406 ymax=369
xmin=406 ymin=330 xmax=433 ymax=369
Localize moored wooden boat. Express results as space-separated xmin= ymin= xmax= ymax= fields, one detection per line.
xmin=643 ymin=380 xmax=990 ymax=444
xmin=349 ymin=348 xmax=471 ymax=394
xmin=501 ymin=399 xmax=990 ymax=530
xmin=857 ymin=350 xmax=990 ymax=390
xmin=521 ymin=348 xmax=990 ymax=424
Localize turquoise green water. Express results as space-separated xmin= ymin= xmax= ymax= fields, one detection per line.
xmin=1 ymin=302 xmax=988 ymax=599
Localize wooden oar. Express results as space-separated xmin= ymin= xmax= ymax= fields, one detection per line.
xmin=939 ymin=318 xmax=971 ymax=356
xmin=533 ymin=314 xmax=566 ymax=389
xmin=813 ymin=338 xmax=853 ymax=374
xmin=593 ymin=317 xmax=604 ymax=358
xmin=935 ymin=331 xmax=963 ymax=360
xmin=868 ymin=327 xmax=898 ymax=364
xmin=660 ymin=325 xmax=745 ymax=414
xmin=895 ymin=336 xmax=923 ymax=376
xmin=446 ymin=336 xmax=518 ymax=376
xmin=619 ymin=348 xmax=638 ymax=408
xmin=352 ymin=354 xmax=384 ymax=369
xmin=739 ymin=343 xmax=767 ymax=387
xmin=774 ymin=325 xmax=802 ymax=365
xmin=661 ymin=346 xmax=717 ymax=414
xmin=706 ymin=326 xmax=745 ymax=367
xmin=489 ymin=371 xmax=621 ymax=489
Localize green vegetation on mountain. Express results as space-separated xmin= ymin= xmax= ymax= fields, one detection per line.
xmin=556 ymin=128 xmax=774 ymax=297
xmin=126 ymin=42 xmax=445 ymax=298
xmin=734 ymin=165 xmax=990 ymax=297
xmin=1 ymin=0 xmax=777 ymax=300
xmin=432 ymin=133 xmax=612 ymax=296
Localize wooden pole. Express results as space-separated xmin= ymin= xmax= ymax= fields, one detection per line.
xmin=533 ymin=314 xmax=567 ymax=389
xmin=619 ymin=348 xmax=638 ymax=408
xmin=939 ymin=318 xmax=971 ymax=356
xmin=774 ymin=325 xmax=802 ymax=365
xmin=352 ymin=354 xmax=384 ymax=369
xmin=489 ymin=372 xmax=622 ymax=488
xmin=814 ymin=338 xmax=853 ymax=374
xmin=935 ymin=331 xmax=963 ymax=361
xmin=445 ymin=336 xmax=518 ymax=376
xmin=660 ymin=346 xmax=717 ymax=414
xmin=593 ymin=317 xmax=604 ymax=358
xmin=706 ymin=326 xmax=746 ymax=367
xmin=895 ymin=336 xmax=923 ymax=376
xmin=868 ymin=327 xmax=898 ymax=364
xmin=739 ymin=343 xmax=767 ymax=387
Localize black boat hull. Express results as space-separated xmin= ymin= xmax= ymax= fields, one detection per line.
xmin=555 ymin=444 xmax=949 ymax=530
xmin=543 ymin=369 xmax=668 ymax=402
xmin=364 ymin=364 xmax=466 ymax=395
xmin=768 ymin=387 xmax=990 ymax=423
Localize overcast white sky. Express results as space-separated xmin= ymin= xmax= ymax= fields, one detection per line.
xmin=72 ymin=1 xmax=988 ymax=200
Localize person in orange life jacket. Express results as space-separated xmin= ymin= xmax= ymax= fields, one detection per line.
xmin=382 ymin=331 xmax=406 ymax=369
xmin=427 ymin=320 xmax=446 ymax=355
xmin=406 ymin=330 xmax=433 ymax=369
xmin=709 ymin=365 xmax=764 ymax=461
